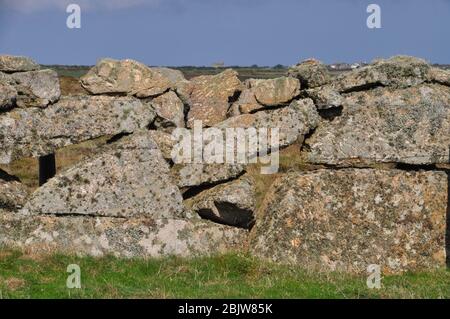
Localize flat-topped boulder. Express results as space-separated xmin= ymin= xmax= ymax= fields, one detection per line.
xmin=250 ymin=169 xmax=447 ymax=274
xmin=0 ymin=95 xmax=155 ymax=164
xmin=252 ymin=77 xmax=300 ymax=107
xmin=287 ymin=58 xmax=331 ymax=88
xmin=331 ymin=56 xmax=436 ymax=92
xmin=9 ymin=69 xmax=61 ymax=108
xmin=21 ymin=131 xmax=184 ymax=219
xmin=229 ymin=77 xmax=300 ymax=115
xmin=0 ymin=55 xmax=40 ymax=72
xmin=342 ymin=83 xmax=450 ymax=107
xmin=304 ymin=84 xmax=450 ymax=166
xmin=80 ymin=58 xmax=173 ymax=97
xmin=0 ymin=212 xmax=246 ymax=258
xmin=186 ymin=69 xmax=242 ymax=128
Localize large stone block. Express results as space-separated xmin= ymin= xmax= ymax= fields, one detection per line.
xmin=250 ymin=169 xmax=447 ymax=274
xmin=0 ymin=95 xmax=155 ymax=164
xmin=0 ymin=212 xmax=247 ymax=258
xmin=21 ymin=131 xmax=184 ymax=219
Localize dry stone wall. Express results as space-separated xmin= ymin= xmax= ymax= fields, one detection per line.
xmin=0 ymin=54 xmax=449 ymax=274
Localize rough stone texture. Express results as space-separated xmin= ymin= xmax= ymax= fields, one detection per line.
xmin=229 ymin=85 xmax=263 ymax=115
xmin=21 ymin=131 xmax=184 ymax=219
xmin=80 ymin=58 xmax=172 ymax=97
xmin=186 ymin=176 xmax=256 ymax=229
xmin=153 ymin=67 xmax=187 ymax=88
xmin=304 ymin=85 xmax=450 ymax=166
xmin=305 ymin=85 xmax=344 ymax=109
xmin=147 ymin=130 xmax=177 ymax=160
xmin=287 ymin=59 xmax=331 ymax=88
xmin=252 ymin=77 xmax=300 ymax=107
xmin=430 ymin=67 xmax=450 ymax=86
xmin=0 ymin=80 xmax=17 ymax=110
xmin=172 ymin=163 xmax=245 ymax=189
xmin=0 ymin=55 xmax=40 ymax=72
xmin=342 ymin=83 xmax=450 ymax=108
xmin=9 ymin=69 xmax=61 ymax=108
xmin=145 ymin=130 xmax=247 ymax=188
xmin=151 ymin=91 xmax=185 ymax=131
xmin=250 ymin=169 xmax=447 ymax=274
xmin=331 ymin=56 xmax=432 ymax=92
xmin=186 ymin=69 xmax=242 ymax=128
xmin=216 ymin=98 xmax=319 ymax=151
xmin=0 ymin=170 xmax=29 ymax=212
xmin=0 ymin=212 xmax=246 ymax=258
xmin=0 ymin=95 xmax=155 ymax=164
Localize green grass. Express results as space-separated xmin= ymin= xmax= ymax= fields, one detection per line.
xmin=0 ymin=250 xmax=448 ymax=299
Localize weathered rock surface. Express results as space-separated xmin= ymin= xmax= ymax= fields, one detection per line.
xmin=0 ymin=80 xmax=17 ymax=110
xmin=9 ymin=69 xmax=61 ymax=107
xmin=217 ymin=98 xmax=319 ymax=150
xmin=186 ymin=176 xmax=256 ymax=229
xmin=229 ymin=84 xmax=262 ymax=115
xmin=153 ymin=67 xmax=187 ymax=88
xmin=430 ymin=67 xmax=450 ymax=86
xmin=151 ymin=91 xmax=185 ymax=131
xmin=186 ymin=69 xmax=242 ymax=128
xmin=0 ymin=212 xmax=246 ymax=258
xmin=80 ymin=58 xmax=172 ymax=97
xmin=331 ymin=56 xmax=433 ymax=92
xmin=287 ymin=59 xmax=331 ymax=88
xmin=0 ymin=55 xmax=40 ymax=72
xmin=304 ymin=85 xmax=343 ymax=109
xmin=21 ymin=132 xmax=184 ymax=219
xmin=0 ymin=170 xmax=29 ymax=212
xmin=342 ymin=83 xmax=450 ymax=107
xmin=147 ymin=130 xmax=177 ymax=160
xmin=304 ymin=85 xmax=450 ymax=165
xmin=0 ymin=95 xmax=155 ymax=164
xmin=250 ymin=169 xmax=447 ymax=274
xmin=145 ymin=130 xmax=247 ymax=188
xmin=252 ymin=77 xmax=300 ymax=107
xmin=172 ymin=163 xmax=245 ymax=189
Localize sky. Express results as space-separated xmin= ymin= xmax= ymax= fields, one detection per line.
xmin=0 ymin=0 xmax=449 ymax=66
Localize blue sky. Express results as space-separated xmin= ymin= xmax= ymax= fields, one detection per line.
xmin=0 ymin=0 xmax=449 ymax=66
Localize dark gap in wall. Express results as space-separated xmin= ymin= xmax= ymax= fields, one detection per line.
xmin=318 ymin=105 xmax=343 ymax=121
xmin=300 ymin=126 xmax=318 ymax=153
xmin=225 ymin=90 xmax=242 ymax=115
xmin=395 ymin=163 xmax=438 ymax=171
xmin=37 ymin=212 xmax=127 ymax=219
xmin=0 ymin=168 xmax=20 ymax=182
xmin=146 ymin=121 xmax=158 ymax=131
xmin=38 ymin=153 xmax=56 ymax=186
xmin=339 ymin=82 xmax=385 ymax=94
xmin=248 ymin=103 xmax=290 ymax=114
xmin=106 ymin=132 xmax=131 ymax=144
xmin=228 ymin=90 xmax=241 ymax=105
xmin=197 ymin=203 xmax=255 ymax=230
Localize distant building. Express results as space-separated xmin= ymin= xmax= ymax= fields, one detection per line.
xmin=211 ymin=61 xmax=225 ymax=68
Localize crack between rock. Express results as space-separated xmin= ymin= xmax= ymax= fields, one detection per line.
xmin=339 ymin=82 xmax=385 ymax=94
xmin=182 ymin=170 xmax=246 ymax=200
